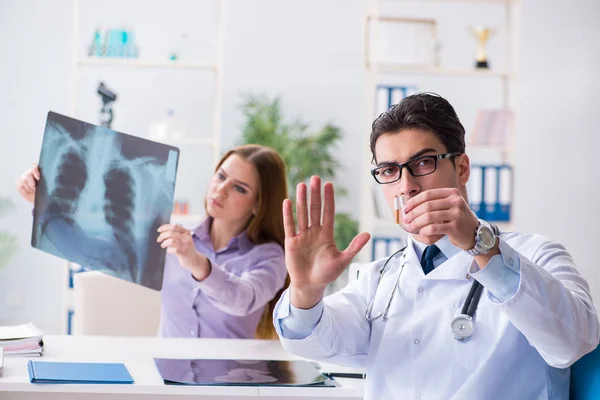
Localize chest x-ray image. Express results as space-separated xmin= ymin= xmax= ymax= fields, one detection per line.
xmin=32 ymin=111 xmax=180 ymax=291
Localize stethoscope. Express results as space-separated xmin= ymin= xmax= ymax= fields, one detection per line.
xmin=365 ymin=247 xmax=484 ymax=342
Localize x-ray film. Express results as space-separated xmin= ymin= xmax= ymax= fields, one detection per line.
xmin=32 ymin=112 xmax=180 ymax=291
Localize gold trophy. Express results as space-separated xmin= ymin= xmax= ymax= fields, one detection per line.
xmin=471 ymin=26 xmax=495 ymax=69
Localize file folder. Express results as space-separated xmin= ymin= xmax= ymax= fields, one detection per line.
xmin=28 ymin=360 xmax=134 ymax=384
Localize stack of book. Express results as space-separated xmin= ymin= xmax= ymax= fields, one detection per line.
xmin=0 ymin=323 xmax=44 ymax=357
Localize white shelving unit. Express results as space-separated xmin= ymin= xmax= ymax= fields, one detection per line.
xmin=69 ymin=0 xmax=223 ymax=224
xmin=360 ymin=0 xmax=520 ymax=262
xmin=75 ymin=58 xmax=218 ymax=71
xmin=63 ymin=0 xmax=224 ymax=333
xmin=377 ymin=65 xmax=511 ymax=77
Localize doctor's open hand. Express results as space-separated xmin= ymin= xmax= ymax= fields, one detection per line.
xmin=16 ymin=163 xmax=41 ymax=205
xmin=402 ymin=188 xmax=479 ymax=250
xmin=283 ymin=176 xmax=371 ymax=309
xmin=157 ymin=224 xmax=211 ymax=281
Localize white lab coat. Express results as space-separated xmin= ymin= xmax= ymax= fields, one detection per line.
xmin=275 ymin=232 xmax=600 ymax=400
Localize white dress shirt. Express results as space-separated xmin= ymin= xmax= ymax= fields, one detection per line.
xmin=274 ymin=232 xmax=600 ymax=400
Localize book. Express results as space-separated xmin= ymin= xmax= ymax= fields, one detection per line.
xmin=0 ymin=323 xmax=44 ymax=357
xmin=154 ymin=358 xmax=337 ymax=387
xmin=28 ymin=361 xmax=134 ymax=384
xmin=0 ymin=322 xmax=43 ymax=341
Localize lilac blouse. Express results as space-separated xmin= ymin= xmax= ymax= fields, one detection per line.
xmin=158 ymin=218 xmax=287 ymax=339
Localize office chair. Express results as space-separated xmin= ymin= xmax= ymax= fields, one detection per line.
xmin=570 ymin=345 xmax=600 ymax=400
xmin=73 ymin=271 xmax=161 ymax=336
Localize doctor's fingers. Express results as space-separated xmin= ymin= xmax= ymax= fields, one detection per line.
xmin=309 ymin=176 xmax=323 ymax=227
xmin=404 ymin=188 xmax=460 ymax=212
xmin=417 ymin=221 xmax=459 ymax=237
xmin=340 ymin=232 xmax=371 ymax=264
xmin=282 ymin=199 xmax=296 ymax=238
xmin=405 ymin=209 xmax=457 ymax=233
xmin=403 ymin=198 xmax=452 ymax=223
xmin=321 ymin=182 xmax=336 ymax=229
xmin=296 ymin=182 xmax=309 ymax=231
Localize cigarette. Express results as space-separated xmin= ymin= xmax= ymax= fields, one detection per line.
xmin=399 ymin=195 xmax=406 ymax=212
xmin=394 ymin=195 xmax=406 ymax=225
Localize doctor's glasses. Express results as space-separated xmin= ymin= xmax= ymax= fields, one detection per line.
xmin=370 ymin=152 xmax=461 ymax=185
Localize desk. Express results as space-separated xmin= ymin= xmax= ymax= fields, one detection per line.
xmin=0 ymin=335 xmax=365 ymax=400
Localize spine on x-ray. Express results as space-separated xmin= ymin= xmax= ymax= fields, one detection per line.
xmin=103 ymin=165 xmax=138 ymax=281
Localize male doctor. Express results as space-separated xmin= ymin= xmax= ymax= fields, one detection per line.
xmin=274 ymin=93 xmax=600 ymax=399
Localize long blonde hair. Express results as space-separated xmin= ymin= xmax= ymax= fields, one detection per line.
xmin=212 ymin=145 xmax=289 ymax=339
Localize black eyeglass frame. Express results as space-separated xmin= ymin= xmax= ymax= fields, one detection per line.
xmin=370 ymin=152 xmax=463 ymax=185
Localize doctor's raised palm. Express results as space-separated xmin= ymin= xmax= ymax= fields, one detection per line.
xmin=283 ymin=176 xmax=371 ymax=309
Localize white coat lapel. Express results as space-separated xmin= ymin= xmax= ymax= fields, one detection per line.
xmin=405 ymin=235 xmax=474 ymax=282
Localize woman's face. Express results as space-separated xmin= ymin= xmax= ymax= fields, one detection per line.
xmin=206 ymin=154 xmax=259 ymax=223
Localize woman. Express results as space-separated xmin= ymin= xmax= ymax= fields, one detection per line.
xmin=17 ymin=144 xmax=289 ymax=339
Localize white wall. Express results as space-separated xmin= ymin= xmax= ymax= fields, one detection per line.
xmin=0 ymin=0 xmax=367 ymax=333
xmin=513 ymin=0 xmax=600 ymax=302
xmin=220 ymin=0 xmax=367 ymax=214
xmin=2 ymin=0 xmax=599 ymax=333
xmin=0 ymin=0 xmax=74 ymax=333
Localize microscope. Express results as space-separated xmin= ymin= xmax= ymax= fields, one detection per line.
xmin=97 ymin=82 xmax=118 ymax=128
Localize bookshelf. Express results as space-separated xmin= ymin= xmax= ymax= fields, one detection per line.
xmin=63 ymin=0 xmax=224 ymax=334
xmin=360 ymin=0 xmax=520 ymax=262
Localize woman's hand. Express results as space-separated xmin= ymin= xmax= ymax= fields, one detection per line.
xmin=16 ymin=163 xmax=40 ymax=205
xmin=283 ymin=176 xmax=371 ymax=309
xmin=157 ymin=224 xmax=211 ymax=281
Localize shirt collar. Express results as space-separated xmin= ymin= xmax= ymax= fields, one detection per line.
xmin=192 ymin=217 xmax=212 ymax=241
xmin=192 ymin=217 xmax=253 ymax=255
xmin=407 ymin=234 xmax=471 ymax=281
xmin=410 ymin=234 xmax=462 ymax=262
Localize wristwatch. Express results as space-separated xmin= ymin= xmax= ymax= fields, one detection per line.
xmin=466 ymin=219 xmax=497 ymax=257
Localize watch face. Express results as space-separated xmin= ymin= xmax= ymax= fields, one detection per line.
xmin=478 ymin=226 xmax=496 ymax=248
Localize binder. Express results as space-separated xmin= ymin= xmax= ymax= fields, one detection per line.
xmin=28 ymin=360 xmax=134 ymax=384
xmin=469 ymin=164 xmax=512 ymax=222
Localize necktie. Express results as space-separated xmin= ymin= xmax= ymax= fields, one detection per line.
xmin=420 ymin=245 xmax=441 ymax=275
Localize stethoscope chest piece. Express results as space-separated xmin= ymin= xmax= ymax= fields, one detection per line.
xmin=451 ymin=314 xmax=475 ymax=341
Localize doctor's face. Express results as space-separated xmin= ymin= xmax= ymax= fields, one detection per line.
xmin=373 ymin=128 xmax=470 ymax=229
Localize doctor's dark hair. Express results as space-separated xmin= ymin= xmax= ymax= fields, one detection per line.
xmin=369 ymin=93 xmax=466 ymax=163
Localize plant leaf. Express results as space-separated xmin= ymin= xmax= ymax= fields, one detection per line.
xmin=238 ymin=94 xmax=359 ymax=254
xmin=0 ymin=232 xmax=18 ymax=269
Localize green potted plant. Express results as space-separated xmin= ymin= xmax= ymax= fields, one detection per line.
xmin=0 ymin=198 xmax=18 ymax=269
xmin=238 ymin=94 xmax=359 ymax=251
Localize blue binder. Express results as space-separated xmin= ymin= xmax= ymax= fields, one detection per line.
xmin=28 ymin=360 xmax=134 ymax=384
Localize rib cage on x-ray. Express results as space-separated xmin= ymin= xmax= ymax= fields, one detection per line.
xmin=32 ymin=112 xmax=179 ymax=291
xmin=47 ymin=151 xmax=88 ymax=221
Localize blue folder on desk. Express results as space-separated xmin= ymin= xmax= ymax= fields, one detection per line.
xmin=28 ymin=360 xmax=134 ymax=384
